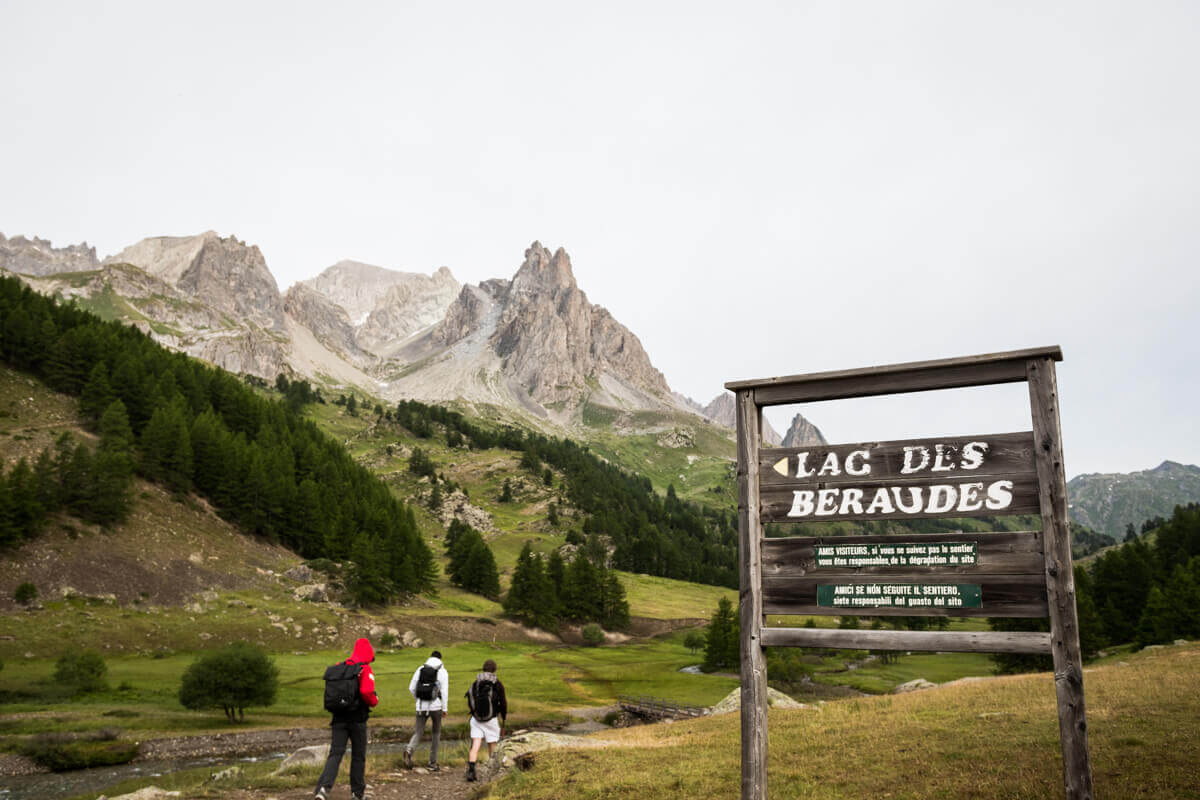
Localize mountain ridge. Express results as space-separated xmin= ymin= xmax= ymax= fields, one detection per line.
xmin=1 ymin=230 xmax=791 ymax=444
xmin=1067 ymin=460 xmax=1200 ymax=537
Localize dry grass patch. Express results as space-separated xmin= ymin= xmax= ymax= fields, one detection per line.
xmin=491 ymin=643 xmax=1200 ymax=800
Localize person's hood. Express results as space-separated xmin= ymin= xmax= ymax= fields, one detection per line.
xmin=424 ymin=656 xmax=443 ymax=669
xmin=350 ymin=638 xmax=375 ymax=664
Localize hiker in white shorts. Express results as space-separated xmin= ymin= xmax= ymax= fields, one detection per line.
xmin=464 ymin=658 xmax=507 ymax=782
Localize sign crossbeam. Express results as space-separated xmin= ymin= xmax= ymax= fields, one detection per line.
xmin=727 ymin=346 xmax=1092 ymax=800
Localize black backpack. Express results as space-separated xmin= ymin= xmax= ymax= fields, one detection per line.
xmin=323 ymin=663 xmax=364 ymax=714
xmin=468 ymin=678 xmax=498 ymax=721
xmin=414 ymin=664 xmax=440 ymax=701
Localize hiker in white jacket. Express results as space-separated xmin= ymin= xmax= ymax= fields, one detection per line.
xmin=403 ymin=650 xmax=449 ymax=770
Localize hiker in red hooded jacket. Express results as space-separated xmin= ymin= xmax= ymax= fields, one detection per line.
xmin=315 ymin=638 xmax=378 ymax=800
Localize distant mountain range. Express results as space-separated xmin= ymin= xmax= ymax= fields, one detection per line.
xmin=1067 ymin=460 xmax=1200 ymax=538
xmin=0 ymin=230 xmax=827 ymax=447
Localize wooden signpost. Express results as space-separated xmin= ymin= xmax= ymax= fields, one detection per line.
xmin=726 ymin=346 xmax=1093 ymax=800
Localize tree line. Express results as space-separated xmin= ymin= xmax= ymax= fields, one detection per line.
xmin=503 ymin=541 xmax=630 ymax=630
xmin=386 ymin=398 xmax=739 ymax=589
xmin=0 ymin=276 xmax=435 ymax=602
xmin=990 ymin=503 xmax=1200 ymax=671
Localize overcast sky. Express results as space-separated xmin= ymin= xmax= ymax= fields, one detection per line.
xmin=2 ymin=2 xmax=1197 ymax=477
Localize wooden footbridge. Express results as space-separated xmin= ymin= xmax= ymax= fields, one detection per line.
xmin=617 ymin=695 xmax=709 ymax=721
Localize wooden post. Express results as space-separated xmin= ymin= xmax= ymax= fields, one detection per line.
xmin=1027 ymin=357 xmax=1094 ymax=800
xmin=736 ymin=390 xmax=768 ymax=800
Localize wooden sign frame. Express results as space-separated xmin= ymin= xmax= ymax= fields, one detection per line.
xmin=725 ymin=346 xmax=1093 ymax=800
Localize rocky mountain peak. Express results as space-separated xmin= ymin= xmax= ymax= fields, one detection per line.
xmin=781 ymin=413 xmax=827 ymax=447
xmin=700 ymin=393 xmax=783 ymax=445
xmin=107 ymin=232 xmax=286 ymax=333
xmin=509 ymin=241 xmax=577 ymax=297
xmin=105 ymin=231 xmax=219 ymax=284
xmin=0 ymin=232 xmax=100 ymax=276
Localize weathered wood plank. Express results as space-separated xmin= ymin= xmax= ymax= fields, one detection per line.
xmin=1028 ymin=356 xmax=1094 ymax=800
xmin=760 ymin=627 xmax=1052 ymax=654
xmin=760 ymin=474 xmax=1041 ymax=523
xmin=725 ymin=346 xmax=1062 ymax=403
xmin=759 ymin=432 xmax=1036 ymax=486
xmin=736 ymin=390 xmax=767 ymax=800
xmin=761 ymin=530 xmax=1045 ymax=578
xmin=762 ymin=573 xmax=1048 ymax=617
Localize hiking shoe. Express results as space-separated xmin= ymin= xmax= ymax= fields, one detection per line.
xmin=466 ymin=762 xmax=477 ymax=782
xmin=428 ymin=763 xmax=441 ymax=772
xmin=402 ymin=749 xmax=413 ymax=769
xmin=314 ymin=788 xmax=329 ymax=800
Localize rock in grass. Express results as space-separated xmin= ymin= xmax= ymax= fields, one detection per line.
xmin=894 ymin=679 xmax=937 ymax=694
xmin=275 ymin=744 xmax=331 ymax=774
xmin=106 ymin=788 xmax=182 ymax=800
xmin=710 ymin=687 xmax=806 ymax=714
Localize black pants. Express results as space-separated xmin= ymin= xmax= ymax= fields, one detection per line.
xmin=317 ymin=720 xmax=368 ymax=797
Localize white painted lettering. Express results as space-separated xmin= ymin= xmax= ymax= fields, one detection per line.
xmin=815 ymin=488 xmax=840 ymax=515
xmin=865 ymin=487 xmax=895 ymax=515
xmin=925 ymin=484 xmax=958 ymax=514
xmin=931 ymin=444 xmax=957 ymax=472
xmin=795 ymin=453 xmax=815 ymax=478
xmin=892 ymin=486 xmax=924 ymax=514
xmin=817 ymin=452 xmax=841 ymax=477
xmin=960 ymin=441 xmax=989 ymax=470
xmin=845 ymin=449 xmax=871 ymax=476
xmin=787 ymin=490 xmax=815 ymax=517
xmin=901 ymin=446 xmax=930 ymax=474
xmin=838 ymin=488 xmax=865 ymax=516
xmin=985 ymin=480 xmax=1014 ymax=510
xmin=957 ymin=482 xmax=985 ymax=512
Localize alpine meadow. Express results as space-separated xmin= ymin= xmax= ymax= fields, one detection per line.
xmin=2 ymin=4 xmax=1200 ymax=800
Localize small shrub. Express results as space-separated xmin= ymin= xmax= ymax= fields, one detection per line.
xmin=21 ymin=732 xmax=139 ymax=771
xmin=581 ymin=624 xmax=605 ymax=647
xmin=14 ymin=582 xmax=38 ymax=605
xmin=54 ymin=650 xmax=108 ymax=694
xmin=378 ymin=633 xmax=397 ymax=648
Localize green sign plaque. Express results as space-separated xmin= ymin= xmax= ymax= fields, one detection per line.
xmin=817 ymin=583 xmax=982 ymax=609
xmin=814 ymin=541 xmax=977 ymax=568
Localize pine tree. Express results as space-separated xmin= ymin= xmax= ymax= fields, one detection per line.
xmin=460 ymin=538 xmax=501 ymax=599
xmin=1136 ymin=586 xmax=1173 ymax=647
xmin=499 ymin=478 xmax=513 ymax=503
xmin=599 ymin=570 xmax=630 ymax=630
xmin=504 ymin=543 xmax=555 ymax=629
xmin=79 ymin=363 xmax=114 ymax=423
xmin=703 ymin=596 xmax=739 ymax=671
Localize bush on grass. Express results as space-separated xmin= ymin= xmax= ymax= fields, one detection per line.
xmin=21 ymin=731 xmax=139 ymax=771
xmin=54 ymin=650 xmax=108 ymax=694
xmin=581 ymin=623 xmax=605 ymax=647
xmin=179 ymin=643 xmax=279 ymax=723
xmin=14 ymin=581 xmax=38 ymax=605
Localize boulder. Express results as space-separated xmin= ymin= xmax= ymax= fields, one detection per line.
xmin=293 ymin=584 xmax=328 ymax=603
xmin=894 ymin=679 xmax=937 ymax=694
xmin=107 ymin=788 xmax=182 ymax=800
xmin=710 ymin=687 xmax=806 ymax=714
xmin=210 ymin=765 xmax=242 ymax=781
xmin=275 ymin=744 xmax=331 ymax=775
xmin=284 ymin=564 xmax=316 ymax=582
